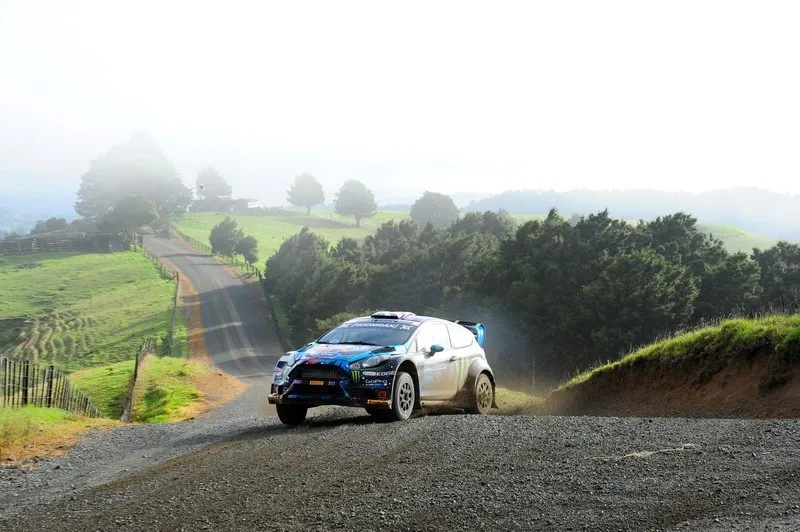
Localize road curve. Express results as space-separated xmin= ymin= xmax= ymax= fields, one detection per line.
xmin=2 ymin=238 xmax=799 ymax=530
xmin=143 ymin=235 xmax=282 ymax=383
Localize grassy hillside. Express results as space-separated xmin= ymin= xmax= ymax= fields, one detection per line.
xmin=176 ymin=211 xmax=781 ymax=264
xmin=551 ymin=314 xmax=800 ymax=417
xmin=174 ymin=211 xmax=409 ymax=261
xmin=697 ymin=223 xmax=780 ymax=254
xmin=0 ymin=251 xmax=186 ymax=370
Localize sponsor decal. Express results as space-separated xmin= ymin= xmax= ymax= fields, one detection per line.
xmin=339 ymin=320 xmax=419 ymax=330
xmin=364 ymin=379 xmax=389 ymax=386
xmin=350 ymin=370 xmax=362 ymax=382
xmin=363 ymin=371 xmax=395 ymax=377
xmin=376 ymin=391 xmax=388 ymax=400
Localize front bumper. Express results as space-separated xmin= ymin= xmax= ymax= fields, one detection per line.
xmin=268 ymin=379 xmax=392 ymax=409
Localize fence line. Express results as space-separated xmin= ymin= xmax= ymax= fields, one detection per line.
xmin=131 ymin=238 xmax=181 ymax=355
xmin=120 ymin=339 xmax=155 ymax=422
xmin=170 ymin=227 xmax=260 ymax=277
xmin=0 ymin=232 xmax=128 ymax=254
xmin=0 ymin=357 xmax=101 ymax=417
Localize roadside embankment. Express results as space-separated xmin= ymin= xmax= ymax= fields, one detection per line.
xmin=547 ymin=315 xmax=800 ymax=418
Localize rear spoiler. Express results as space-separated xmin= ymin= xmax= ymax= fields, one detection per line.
xmin=453 ymin=320 xmax=486 ymax=348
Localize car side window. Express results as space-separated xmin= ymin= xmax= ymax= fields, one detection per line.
xmin=413 ymin=326 xmax=433 ymax=353
xmin=429 ymin=322 xmax=452 ymax=349
xmin=448 ymin=324 xmax=474 ymax=349
xmin=412 ymin=323 xmax=452 ymax=351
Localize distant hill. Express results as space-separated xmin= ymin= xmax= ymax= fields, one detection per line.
xmin=465 ymin=187 xmax=800 ymax=242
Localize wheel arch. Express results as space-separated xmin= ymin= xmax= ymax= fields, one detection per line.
xmin=466 ymin=359 xmax=498 ymax=409
xmin=395 ymin=360 xmax=421 ymax=409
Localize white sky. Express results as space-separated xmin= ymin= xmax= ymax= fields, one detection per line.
xmin=1 ymin=0 xmax=799 ymax=205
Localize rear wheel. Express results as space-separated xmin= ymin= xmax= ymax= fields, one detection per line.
xmin=467 ymin=373 xmax=493 ymax=415
xmin=276 ymin=404 xmax=308 ymax=426
xmin=388 ymin=371 xmax=415 ymax=421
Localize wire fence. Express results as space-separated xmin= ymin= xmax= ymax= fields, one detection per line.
xmin=0 ymin=232 xmax=128 ymax=254
xmin=0 ymin=357 xmax=101 ymax=417
xmin=120 ymin=339 xmax=155 ymax=422
xmin=130 ymin=239 xmax=182 ymax=355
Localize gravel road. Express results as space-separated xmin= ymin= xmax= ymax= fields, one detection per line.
xmin=1 ymin=237 xmax=798 ymax=530
xmin=2 ymin=414 xmax=799 ymax=531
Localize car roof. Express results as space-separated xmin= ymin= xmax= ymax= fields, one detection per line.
xmin=348 ymin=314 xmax=443 ymax=325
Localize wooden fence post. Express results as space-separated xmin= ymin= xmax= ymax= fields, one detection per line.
xmin=1 ymin=358 xmax=7 ymax=407
xmin=46 ymin=365 xmax=54 ymax=407
xmin=21 ymin=360 xmax=30 ymax=406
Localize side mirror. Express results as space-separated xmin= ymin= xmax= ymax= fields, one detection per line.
xmin=429 ymin=344 xmax=445 ymax=354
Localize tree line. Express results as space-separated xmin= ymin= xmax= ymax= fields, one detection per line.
xmin=265 ymin=208 xmax=800 ymax=384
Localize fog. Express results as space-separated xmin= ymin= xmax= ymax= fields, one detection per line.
xmin=1 ymin=1 xmax=799 ymax=207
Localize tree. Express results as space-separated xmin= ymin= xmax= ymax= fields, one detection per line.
xmin=102 ymin=195 xmax=159 ymax=235
xmin=75 ymin=132 xmax=191 ymax=221
xmin=753 ymin=242 xmax=800 ymax=310
xmin=195 ymin=166 xmax=232 ymax=212
xmin=235 ymin=235 xmax=259 ymax=265
xmin=334 ymin=179 xmax=376 ymax=227
xmin=30 ymin=217 xmax=70 ymax=235
xmin=410 ymin=191 xmax=460 ymax=229
xmin=287 ymin=173 xmax=325 ymax=215
xmin=209 ymin=216 xmax=244 ymax=256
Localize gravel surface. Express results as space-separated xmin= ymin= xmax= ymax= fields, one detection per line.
xmin=2 ymin=414 xmax=799 ymax=531
xmin=2 ymin=237 xmax=798 ymax=530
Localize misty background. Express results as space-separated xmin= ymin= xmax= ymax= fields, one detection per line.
xmin=1 ymin=1 xmax=799 ymax=237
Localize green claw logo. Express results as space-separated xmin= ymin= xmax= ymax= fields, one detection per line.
xmin=350 ymin=370 xmax=361 ymax=382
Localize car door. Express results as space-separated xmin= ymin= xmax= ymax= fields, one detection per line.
xmin=447 ymin=323 xmax=479 ymax=392
xmin=415 ymin=321 xmax=457 ymax=400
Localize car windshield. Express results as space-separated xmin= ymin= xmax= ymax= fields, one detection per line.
xmin=318 ymin=320 xmax=417 ymax=346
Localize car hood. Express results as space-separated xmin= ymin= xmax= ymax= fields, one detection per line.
xmin=293 ymin=343 xmax=405 ymax=364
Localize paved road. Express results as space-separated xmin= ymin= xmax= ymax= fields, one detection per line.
xmin=144 ymin=235 xmax=282 ymax=384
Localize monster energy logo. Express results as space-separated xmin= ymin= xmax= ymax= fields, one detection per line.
xmin=350 ymin=370 xmax=361 ymax=382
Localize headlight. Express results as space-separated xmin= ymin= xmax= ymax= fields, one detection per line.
xmin=351 ymin=354 xmax=390 ymax=369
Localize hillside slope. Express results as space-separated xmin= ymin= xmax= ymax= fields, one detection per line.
xmin=0 ymin=251 xmax=185 ymax=370
xmin=548 ymin=315 xmax=800 ymax=418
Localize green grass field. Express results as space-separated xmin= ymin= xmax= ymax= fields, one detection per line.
xmin=174 ymin=210 xmax=410 ymax=262
xmin=560 ymin=314 xmax=800 ymax=390
xmin=175 ymin=211 xmax=782 ymax=264
xmin=697 ymin=223 xmax=779 ymax=254
xmin=0 ymin=251 xmax=186 ymax=371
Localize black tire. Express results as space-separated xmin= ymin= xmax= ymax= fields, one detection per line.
xmin=388 ymin=371 xmax=416 ymax=421
xmin=276 ymin=404 xmax=308 ymax=426
xmin=467 ymin=373 xmax=493 ymax=415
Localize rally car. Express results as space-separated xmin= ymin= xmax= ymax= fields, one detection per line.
xmin=268 ymin=311 xmax=497 ymax=426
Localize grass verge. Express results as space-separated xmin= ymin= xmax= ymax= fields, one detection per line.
xmin=0 ymin=406 xmax=117 ymax=464
xmin=132 ymin=357 xmax=209 ymax=423
xmin=70 ymin=360 xmax=135 ymax=418
xmin=493 ymin=387 xmax=544 ymax=415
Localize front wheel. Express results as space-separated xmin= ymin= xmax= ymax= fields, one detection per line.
xmin=467 ymin=373 xmax=493 ymax=415
xmin=276 ymin=404 xmax=308 ymax=426
xmin=388 ymin=371 xmax=415 ymax=421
